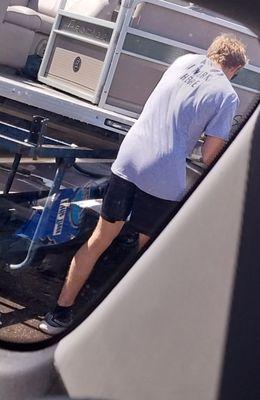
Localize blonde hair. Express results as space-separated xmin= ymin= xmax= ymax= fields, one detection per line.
xmin=207 ymin=34 xmax=248 ymax=68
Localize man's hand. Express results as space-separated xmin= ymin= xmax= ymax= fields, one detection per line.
xmin=202 ymin=135 xmax=226 ymax=166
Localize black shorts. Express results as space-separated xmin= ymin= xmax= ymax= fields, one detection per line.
xmin=101 ymin=173 xmax=179 ymax=237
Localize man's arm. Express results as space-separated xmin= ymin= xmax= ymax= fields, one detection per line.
xmin=201 ymin=135 xmax=226 ymax=166
xmin=201 ymin=93 xmax=239 ymax=166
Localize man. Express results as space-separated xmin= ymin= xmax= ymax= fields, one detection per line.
xmin=40 ymin=34 xmax=247 ymax=334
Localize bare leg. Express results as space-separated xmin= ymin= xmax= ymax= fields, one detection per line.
xmin=138 ymin=232 xmax=151 ymax=251
xmin=58 ymin=216 xmax=125 ymax=307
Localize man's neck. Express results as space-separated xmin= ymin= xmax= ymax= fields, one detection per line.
xmin=210 ymin=59 xmax=233 ymax=80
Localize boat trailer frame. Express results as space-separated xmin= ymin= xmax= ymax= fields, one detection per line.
xmin=0 ymin=116 xmax=117 ymax=270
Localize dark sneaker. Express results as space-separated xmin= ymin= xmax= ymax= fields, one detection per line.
xmin=39 ymin=308 xmax=73 ymax=335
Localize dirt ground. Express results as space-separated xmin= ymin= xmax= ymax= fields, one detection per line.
xmin=0 ymin=223 xmax=138 ymax=345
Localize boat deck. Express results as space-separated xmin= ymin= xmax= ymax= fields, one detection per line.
xmin=0 ymin=66 xmax=135 ymax=135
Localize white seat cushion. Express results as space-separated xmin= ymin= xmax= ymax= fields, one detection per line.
xmin=5 ymin=6 xmax=54 ymax=34
xmin=65 ymin=0 xmax=119 ymax=20
xmin=28 ymin=0 xmax=62 ymax=18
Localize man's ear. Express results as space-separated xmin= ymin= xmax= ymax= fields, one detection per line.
xmin=233 ymin=65 xmax=242 ymax=75
xmin=229 ymin=65 xmax=242 ymax=80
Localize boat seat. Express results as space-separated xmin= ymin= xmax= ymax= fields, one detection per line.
xmin=64 ymin=0 xmax=120 ymax=21
xmin=0 ymin=0 xmax=120 ymax=70
xmin=0 ymin=0 xmax=62 ymax=69
xmin=5 ymin=6 xmax=54 ymax=35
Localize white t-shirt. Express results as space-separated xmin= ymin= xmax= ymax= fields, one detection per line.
xmin=112 ymin=54 xmax=239 ymax=201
